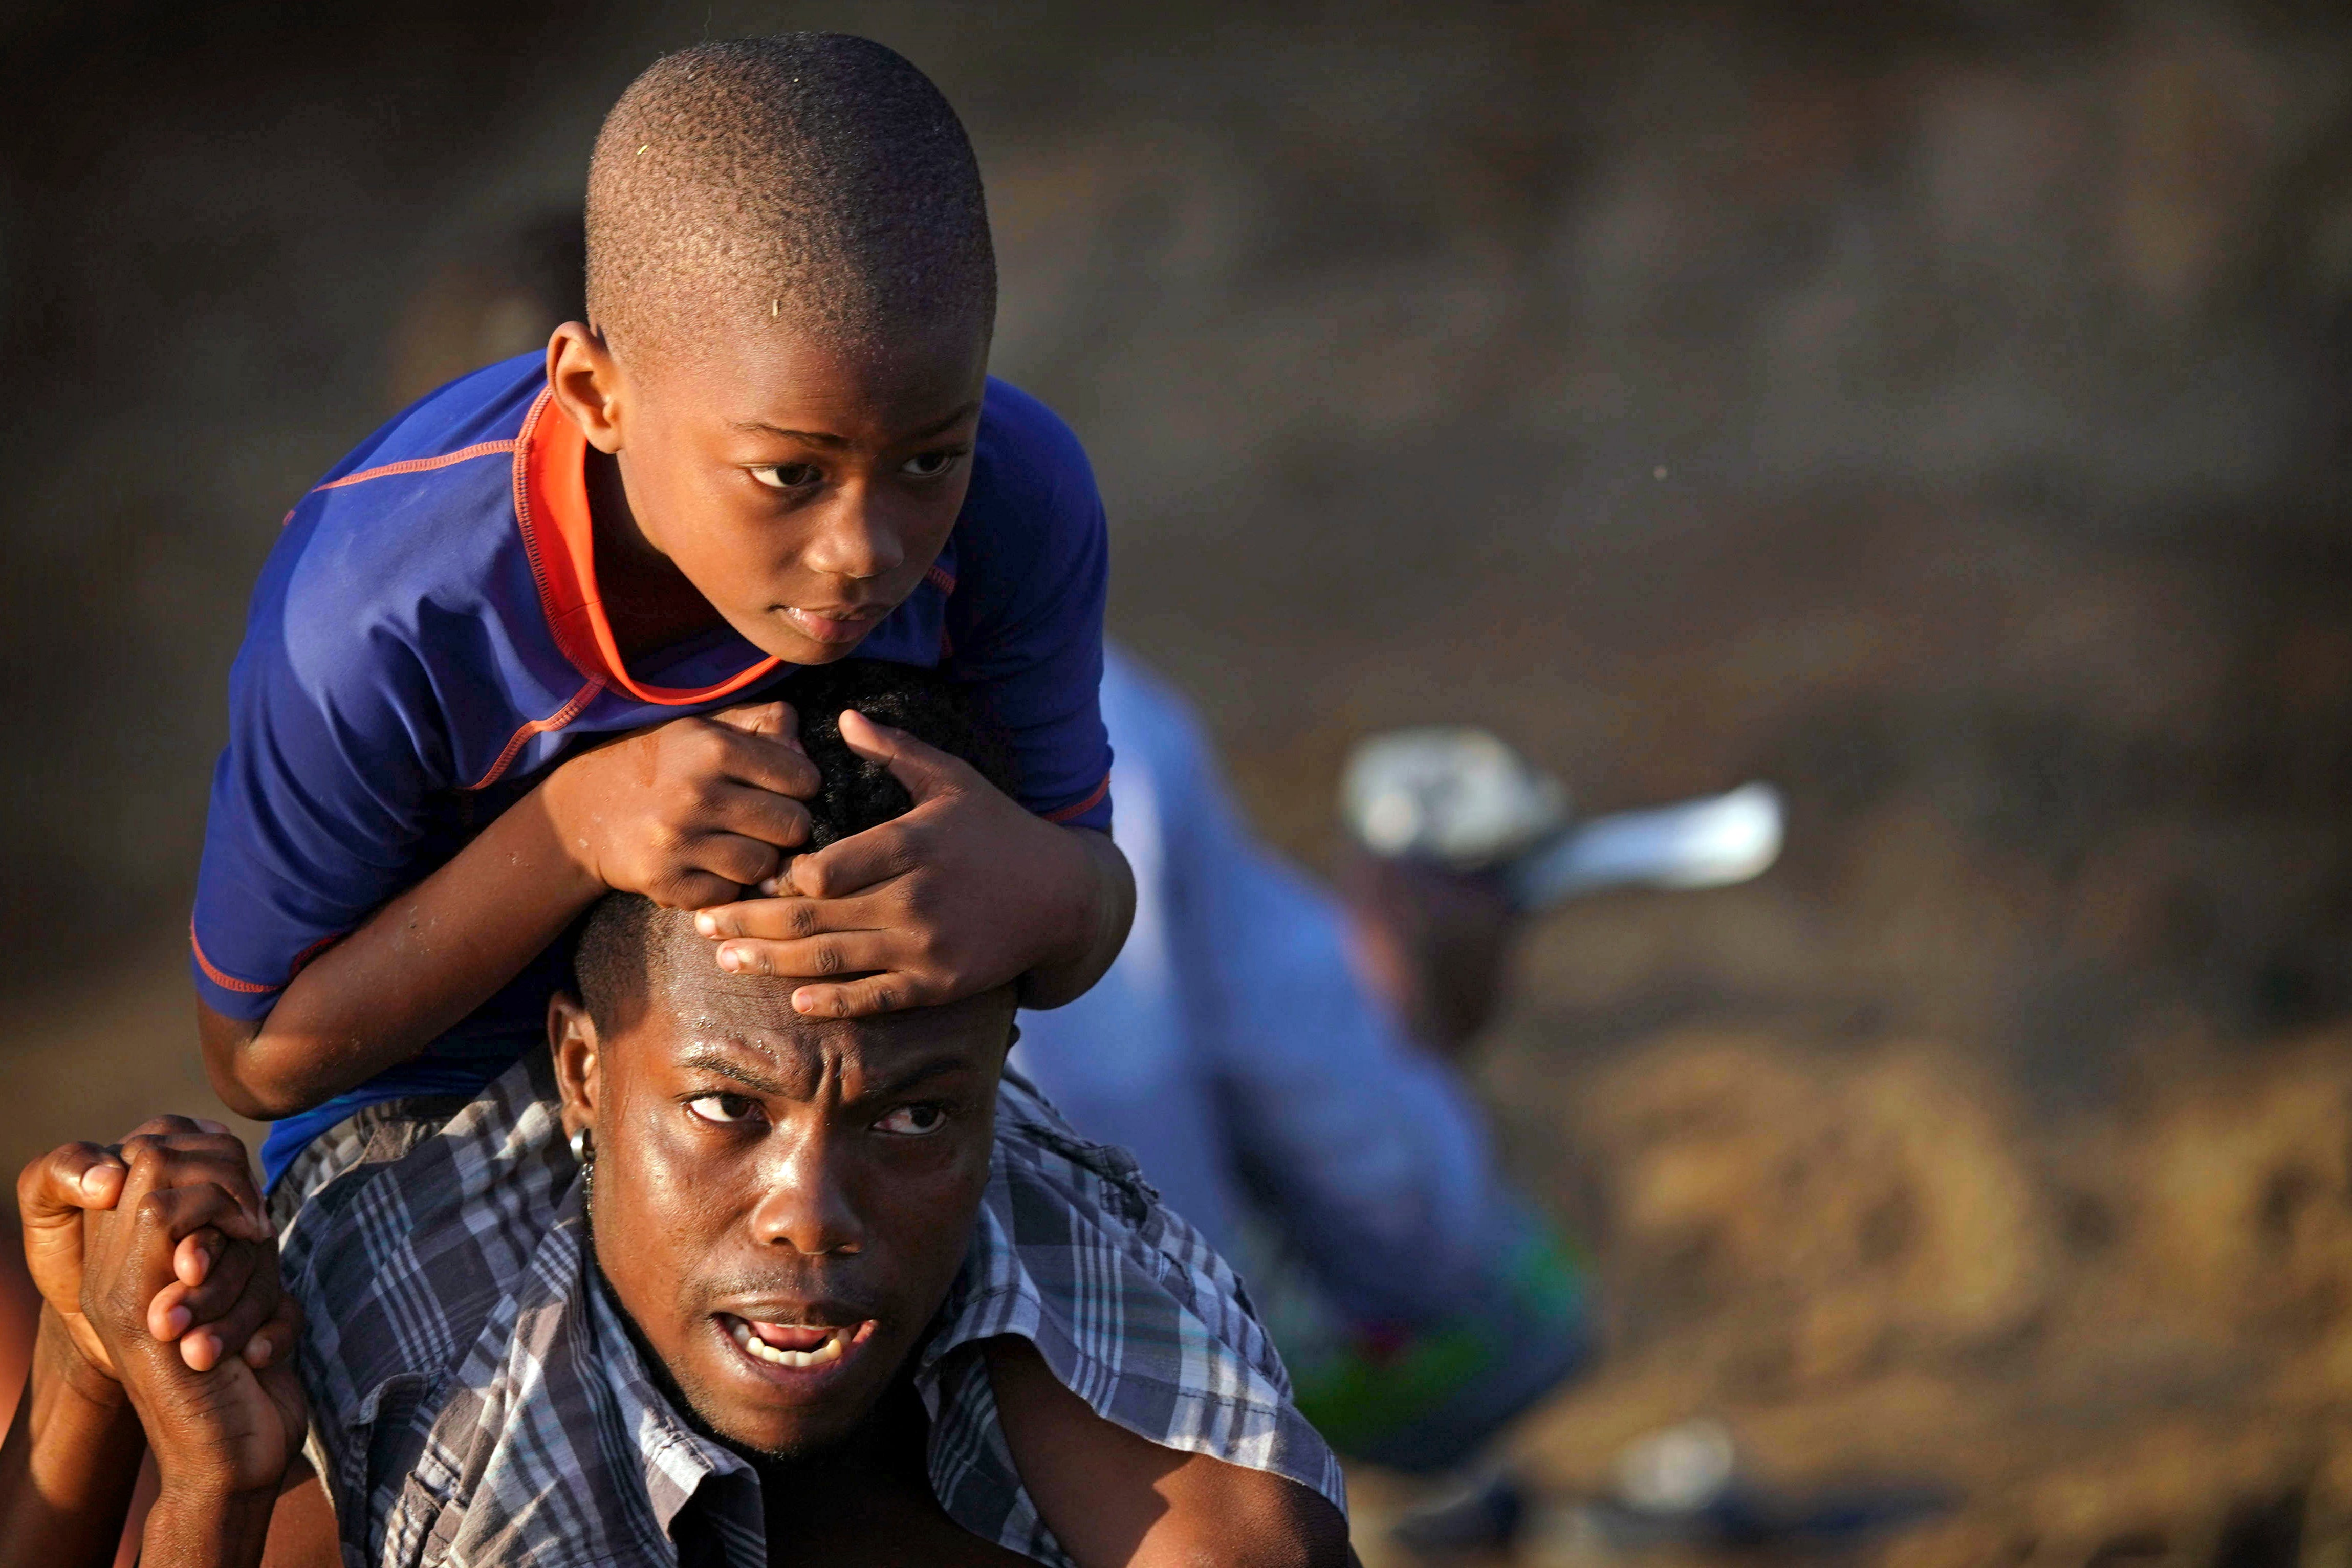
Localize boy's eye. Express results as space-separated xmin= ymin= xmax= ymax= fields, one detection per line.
xmin=749 ymin=462 xmax=823 ymax=490
xmin=686 ymin=1093 xmax=763 ymax=1126
xmin=875 ymin=1103 xmax=948 ymax=1137
xmin=898 ymin=449 xmax=964 ymax=480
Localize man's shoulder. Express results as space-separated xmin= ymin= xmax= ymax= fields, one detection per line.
xmin=279 ymin=1063 xmax=573 ymax=1404
xmin=921 ymin=1074 xmax=1349 ymax=1545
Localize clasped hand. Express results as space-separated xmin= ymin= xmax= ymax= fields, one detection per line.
xmin=16 ymin=1117 xmax=304 ymax=1501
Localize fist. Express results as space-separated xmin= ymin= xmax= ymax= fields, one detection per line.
xmin=545 ymin=699 xmax=823 ymax=909
xmin=72 ymin=1128 xmax=306 ymax=1500
xmin=16 ymin=1116 xmax=272 ymax=1381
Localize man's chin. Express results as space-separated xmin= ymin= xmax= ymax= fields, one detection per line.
xmin=676 ymin=1316 xmax=901 ymax=1461
xmin=685 ymin=1382 xmax=880 ymax=1464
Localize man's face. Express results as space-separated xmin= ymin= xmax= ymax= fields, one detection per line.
xmin=567 ymin=317 xmax=988 ymax=665
xmin=555 ymin=975 xmax=1012 ymax=1458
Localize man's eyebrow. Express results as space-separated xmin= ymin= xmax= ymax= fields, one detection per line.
xmin=865 ymin=1055 xmax=979 ymax=1098
xmin=673 ymin=1046 xmax=981 ymax=1100
xmin=729 ymin=402 xmax=981 ymax=447
xmin=676 ymin=1048 xmax=794 ymax=1097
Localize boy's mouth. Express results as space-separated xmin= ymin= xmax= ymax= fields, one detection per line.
xmin=782 ymin=605 xmax=888 ymax=645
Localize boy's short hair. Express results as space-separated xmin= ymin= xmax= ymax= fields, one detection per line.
xmin=585 ymin=33 xmax=995 ymax=365
xmin=572 ymin=661 xmax=1017 ymax=1029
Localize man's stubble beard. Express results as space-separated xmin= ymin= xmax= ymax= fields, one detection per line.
xmin=586 ymin=1238 xmax=869 ymax=1466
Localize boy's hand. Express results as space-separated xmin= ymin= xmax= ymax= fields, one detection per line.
xmin=691 ymin=710 xmax=1109 ymax=1017
xmin=17 ymin=1117 xmax=274 ymax=1385
xmin=76 ymin=1143 xmax=306 ymax=1505
xmin=542 ymin=699 xmax=822 ymax=910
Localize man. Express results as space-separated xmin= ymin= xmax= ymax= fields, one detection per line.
xmin=5 ymin=665 xmax=1351 ymax=1567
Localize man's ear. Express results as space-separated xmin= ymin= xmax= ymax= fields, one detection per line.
xmin=549 ymin=990 xmax=603 ymax=1140
xmin=546 ymin=320 xmax=627 ymax=455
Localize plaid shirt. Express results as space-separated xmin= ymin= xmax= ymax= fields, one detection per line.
xmin=275 ymin=1051 xmax=1344 ymax=1567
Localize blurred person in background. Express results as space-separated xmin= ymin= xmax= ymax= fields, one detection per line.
xmin=1014 ymin=652 xmax=1592 ymax=1479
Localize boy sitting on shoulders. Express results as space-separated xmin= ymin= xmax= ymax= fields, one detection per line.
xmin=191 ymin=33 xmax=1131 ymax=1193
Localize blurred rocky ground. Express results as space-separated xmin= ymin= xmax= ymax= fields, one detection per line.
xmin=4 ymin=2 xmax=2352 ymax=1562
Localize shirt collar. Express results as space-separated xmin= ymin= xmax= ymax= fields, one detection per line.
xmin=584 ymin=1264 xmax=764 ymax=1551
xmin=512 ymin=385 xmax=782 ymax=707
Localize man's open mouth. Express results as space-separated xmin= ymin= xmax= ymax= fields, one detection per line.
xmin=717 ymin=1313 xmax=876 ymax=1374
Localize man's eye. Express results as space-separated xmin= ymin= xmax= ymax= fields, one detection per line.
xmin=898 ymin=449 xmax=964 ymax=480
xmin=687 ymin=1093 xmax=763 ymax=1125
xmin=875 ymin=1104 xmax=948 ymax=1136
xmin=749 ymin=463 xmax=823 ymax=490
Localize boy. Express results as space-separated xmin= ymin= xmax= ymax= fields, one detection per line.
xmin=188 ymin=34 xmax=1135 ymax=1188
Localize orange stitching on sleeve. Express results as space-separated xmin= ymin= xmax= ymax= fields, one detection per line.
xmin=465 ymin=676 xmax=606 ymax=791
xmin=1041 ymin=774 xmax=1110 ymax=824
xmin=190 ymin=921 xmax=279 ymax=995
xmin=311 ymin=440 xmax=520 ymax=495
xmin=286 ymin=930 xmax=345 ymax=981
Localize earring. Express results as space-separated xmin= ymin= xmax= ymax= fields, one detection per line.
xmin=570 ymin=1124 xmax=595 ymax=1210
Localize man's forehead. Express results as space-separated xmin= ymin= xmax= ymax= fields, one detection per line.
xmin=631 ymin=982 xmax=1012 ymax=1090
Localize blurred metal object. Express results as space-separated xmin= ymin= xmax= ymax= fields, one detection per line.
xmin=1613 ymin=1417 xmax=1738 ymax=1514
xmin=1340 ymin=726 xmax=1784 ymax=909
xmin=1341 ymin=726 xmax=1570 ymax=869
xmin=1585 ymin=1415 xmax=1950 ymax=1551
xmin=1511 ymin=782 xmax=1784 ymax=907
xmin=1389 ymin=1468 xmax=1530 ymax=1558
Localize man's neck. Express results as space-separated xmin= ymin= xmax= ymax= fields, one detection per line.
xmin=754 ymin=1381 xmax=1030 ymax=1567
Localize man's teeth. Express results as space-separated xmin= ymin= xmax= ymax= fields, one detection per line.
xmin=727 ymin=1318 xmax=845 ymax=1369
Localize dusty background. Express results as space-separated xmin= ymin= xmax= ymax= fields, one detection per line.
xmin=4 ymin=2 xmax=2352 ymax=1563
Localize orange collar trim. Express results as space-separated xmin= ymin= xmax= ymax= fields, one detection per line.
xmin=512 ymin=387 xmax=781 ymax=706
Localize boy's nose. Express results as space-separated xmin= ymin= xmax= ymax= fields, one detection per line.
xmin=799 ymin=491 xmax=906 ymax=584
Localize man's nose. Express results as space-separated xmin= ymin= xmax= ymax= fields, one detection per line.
xmin=747 ymin=1131 xmax=865 ymax=1257
xmin=799 ymin=486 xmax=907 ymax=584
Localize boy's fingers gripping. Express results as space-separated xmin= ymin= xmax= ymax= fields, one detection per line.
xmin=789 ymin=974 xmax=919 ymax=1020
xmin=714 ymin=931 xmax=904 ymax=984
xmin=645 ymin=832 xmax=792 ymax=910
xmin=241 ymin=1291 xmax=304 ymax=1371
xmin=707 ymin=698 xmax=803 ymax=750
xmin=174 ymin=1225 xmax=224 ymax=1289
xmin=706 ymin=778 xmax=813 ymax=856
xmin=834 ymin=710 xmax=976 ymax=805
xmin=692 ymin=893 xmax=889 ymax=942
xmin=706 ymin=716 xmax=821 ymax=800
xmin=113 ymin=1133 xmax=269 ymax=1242
xmin=19 ymin=1141 xmax=130 ymax=1226
xmin=777 ymin=818 xmax=924 ymax=901
xmin=171 ymin=1249 xmax=277 ymax=1374
xmin=149 ymin=1223 xmax=259 ymax=1342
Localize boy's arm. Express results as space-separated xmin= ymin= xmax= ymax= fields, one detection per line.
xmin=203 ymin=706 xmax=817 ymax=1119
xmin=983 ymin=1339 xmax=1353 ymax=1568
xmin=0 ymin=1309 xmax=146 ymax=1568
xmin=689 ymin=710 xmax=1135 ymax=1019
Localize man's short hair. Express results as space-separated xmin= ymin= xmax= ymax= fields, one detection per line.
xmin=584 ymin=33 xmax=995 ymax=365
xmin=572 ymin=661 xmax=1016 ymax=1029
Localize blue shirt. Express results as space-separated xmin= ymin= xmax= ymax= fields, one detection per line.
xmin=192 ymin=354 xmax=1113 ymax=1183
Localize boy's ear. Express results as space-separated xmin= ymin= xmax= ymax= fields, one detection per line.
xmin=546 ymin=321 xmax=627 ymax=455
xmin=548 ymin=991 xmax=603 ymax=1139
